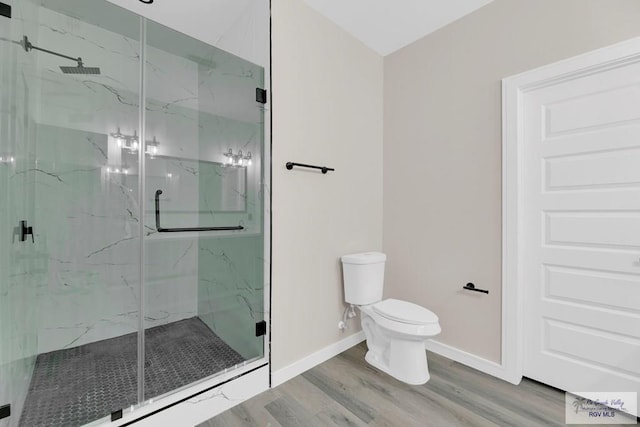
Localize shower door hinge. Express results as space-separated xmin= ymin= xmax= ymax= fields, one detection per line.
xmin=256 ymin=88 xmax=267 ymax=104
xmin=0 ymin=2 xmax=11 ymax=19
xmin=111 ymin=409 xmax=123 ymax=421
xmin=255 ymin=320 xmax=267 ymax=337
xmin=0 ymin=404 xmax=10 ymax=420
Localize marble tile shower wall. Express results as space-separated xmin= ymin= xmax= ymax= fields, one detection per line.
xmin=194 ymin=58 xmax=265 ymax=360
xmin=33 ymin=121 xmax=203 ymax=351
xmin=34 ymin=125 xmax=141 ymax=353
xmin=29 ymin=6 xmax=147 ymax=354
xmin=198 ymin=235 xmax=264 ymax=360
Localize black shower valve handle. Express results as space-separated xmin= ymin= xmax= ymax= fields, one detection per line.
xmin=19 ymin=220 xmax=35 ymax=243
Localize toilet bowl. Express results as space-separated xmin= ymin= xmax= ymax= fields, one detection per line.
xmin=341 ymin=252 xmax=441 ymax=385
xmin=360 ymin=299 xmax=440 ymax=384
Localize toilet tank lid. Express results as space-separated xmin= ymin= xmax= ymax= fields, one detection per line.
xmin=341 ymin=252 xmax=386 ymax=265
xmin=373 ymin=299 xmax=439 ymax=325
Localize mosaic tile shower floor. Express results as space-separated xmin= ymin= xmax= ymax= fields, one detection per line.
xmin=19 ymin=317 xmax=245 ymax=427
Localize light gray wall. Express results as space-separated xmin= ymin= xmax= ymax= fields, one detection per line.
xmin=383 ymin=0 xmax=640 ymax=362
xmin=271 ymin=0 xmax=383 ymax=371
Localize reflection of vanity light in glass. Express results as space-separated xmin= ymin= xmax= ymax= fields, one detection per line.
xmin=111 ymin=128 xmax=127 ymax=148
xmin=166 ymin=173 xmax=172 ymax=178
xmin=224 ymin=148 xmax=252 ymax=167
xmin=0 ymin=154 xmax=16 ymax=165
xmin=146 ymin=136 xmax=159 ymax=157
xmin=110 ymin=128 xmax=153 ymax=154
xmin=106 ymin=166 xmax=129 ymax=175
xmin=130 ymin=132 xmax=139 ymax=152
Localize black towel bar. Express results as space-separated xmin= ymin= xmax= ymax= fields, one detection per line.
xmin=286 ymin=162 xmax=335 ymax=174
xmin=155 ymin=190 xmax=244 ymax=232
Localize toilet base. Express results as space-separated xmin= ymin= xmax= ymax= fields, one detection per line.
xmin=358 ymin=304 xmax=439 ymax=385
xmin=364 ymin=339 xmax=430 ymax=385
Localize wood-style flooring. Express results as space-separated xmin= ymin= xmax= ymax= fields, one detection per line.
xmin=199 ymin=342 xmax=630 ymax=427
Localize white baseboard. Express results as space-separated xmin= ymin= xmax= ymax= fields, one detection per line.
xmin=425 ymin=339 xmax=516 ymax=383
xmin=272 ymin=331 xmax=365 ymax=387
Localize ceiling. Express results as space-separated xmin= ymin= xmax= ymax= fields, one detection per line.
xmin=303 ymin=0 xmax=494 ymax=56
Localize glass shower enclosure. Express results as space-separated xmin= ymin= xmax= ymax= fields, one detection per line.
xmin=0 ymin=1 xmax=268 ymax=426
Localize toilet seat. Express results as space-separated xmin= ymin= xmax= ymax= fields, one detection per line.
xmin=359 ymin=300 xmax=441 ymax=338
xmin=358 ymin=300 xmax=441 ymax=340
xmin=372 ymin=299 xmax=438 ymax=325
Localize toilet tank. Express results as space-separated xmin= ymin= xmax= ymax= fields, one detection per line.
xmin=341 ymin=252 xmax=386 ymax=305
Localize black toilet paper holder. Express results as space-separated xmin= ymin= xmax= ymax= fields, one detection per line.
xmin=463 ymin=283 xmax=489 ymax=294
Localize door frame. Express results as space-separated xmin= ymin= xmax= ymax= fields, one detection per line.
xmin=501 ymin=36 xmax=640 ymax=385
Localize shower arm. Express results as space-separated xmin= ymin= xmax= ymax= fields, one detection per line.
xmin=21 ymin=36 xmax=83 ymax=67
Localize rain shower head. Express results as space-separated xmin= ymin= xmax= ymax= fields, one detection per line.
xmin=21 ymin=36 xmax=101 ymax=75
xmin=60 ymin=64 xmax=101 ymax=75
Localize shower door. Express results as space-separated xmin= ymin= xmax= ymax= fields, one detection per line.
xmin=0 ymin=1 xmax=268 ymax=425
xmin=1 ymin=1 xmax=144 ymax=426
xmin=0 ymin=2 xmax=38 ymax=426
xmin=141 ymin=19 xmax=267 ymax=403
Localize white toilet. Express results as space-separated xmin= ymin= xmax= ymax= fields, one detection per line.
xmin=341 ymin=252 xmax=441 ymax=385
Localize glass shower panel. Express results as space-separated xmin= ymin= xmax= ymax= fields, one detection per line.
xmin=2 ymin=1 xmax=142 ymax=426
xmin=0 ymin=1 xmax=39 ymax=426
xmin=142 ymin=20 xmax=265 ymax=401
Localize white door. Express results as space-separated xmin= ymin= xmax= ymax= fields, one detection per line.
xmin=521 ymin=51 xmax=640 ymax=412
